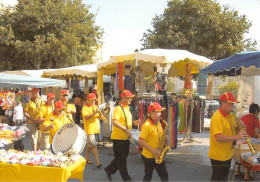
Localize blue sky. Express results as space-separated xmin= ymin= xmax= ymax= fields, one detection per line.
xmin=4 ymin=0 xmax=260 ymax=61
xmin=84 ymin=0 xmax=260 ymax=61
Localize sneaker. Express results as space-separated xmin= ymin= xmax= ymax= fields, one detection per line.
xmin=104 ymin=167 xmax=112 ymax=181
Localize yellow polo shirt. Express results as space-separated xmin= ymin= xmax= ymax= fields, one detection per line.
xmin=208 ymin=109 xmax=237 ymax=161
xmin=43 ymin=112 xmax=70 ymax=144
xmin=139 ymin=118 xmax=164 ymax=158
xmin=38 ymin=103 xmax=53 ymax=133
xmin=24 ymin=99 xmax=43 ymax=124
xmin=82 ymin=104 xmax=100 ymax=135
xmin=111 ymin=104 xmax=132 ymax=140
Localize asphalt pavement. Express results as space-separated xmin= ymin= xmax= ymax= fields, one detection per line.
xmin=21 ymin=129 xmax=259 ymax=182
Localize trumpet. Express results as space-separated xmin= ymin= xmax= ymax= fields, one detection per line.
xmin=98 ymin=107 xmax=110 ymax=124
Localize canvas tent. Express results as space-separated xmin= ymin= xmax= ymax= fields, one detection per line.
xmin=97 ymin=48 xmax=213 ymax=103
xmin=42 ymin=64 xmax=97 ymax=79
xmin=200 ymin=51 xmax=260 ymax=116
xmin=0 ymin=73 xmax=66 ymax=89
xmin=98 ymin=49 xmax=213 ymax=77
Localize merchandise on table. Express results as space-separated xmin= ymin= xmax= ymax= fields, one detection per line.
xmin=0 ymin=149 xmax=83 ymax=168
xmin=241 ymin=152 xmax=260 ymax=165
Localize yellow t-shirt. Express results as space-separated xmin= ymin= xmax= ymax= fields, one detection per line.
xmin=62 ymin=101 xmax=76 ymax=122
xmin=38 ymin=103 xmax=53 ymax=133
xmin=111 ymin=104 xmax=132 ymax=140
xmin=43 ymin=112 xmax=71 ymax=144
xmin=82 ymin=104 xmax=100 ymax=135
xmin=208 ymin=109 xmax=237 ymax=161
xmin=24 ymin=99 xmax=43 ymax=124
xmin=139 ymin=118 xmax=164 ymax=158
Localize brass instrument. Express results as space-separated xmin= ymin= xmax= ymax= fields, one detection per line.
xmin=234 ymin=114 xmax=257 ymax=155
xmin=154 ymin=118 xmax=171 ymax=164
xmin=62 ymin=111 xmax=74 ymax=123
xmin=98 ymin=107 xmax=110 ymax=124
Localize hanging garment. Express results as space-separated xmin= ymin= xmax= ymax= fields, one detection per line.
xmin=118 ymin=62 xmax=124 ymax=91
xmin=178 ymin=101 xmax=186 ymax=133
xmin=114 ymin=64 xmax=119 ymax=98
xmin=137 ymin=68 xmax=147 ymax=98
xmin=124 ymin=65 xmax=132 ymax=90
xmin=155 ymin=63 xmax=171 ymax=91
xmin=110 ymin=73 xmax=116 ymax=95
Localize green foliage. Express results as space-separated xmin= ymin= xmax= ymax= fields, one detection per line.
xmin=218 ymin=80 xmax=238 ymax=97
xmin=0 ymin=0 xmax=103 ymax=71
xmin=141 ymin=0 xmax=257 ymax=60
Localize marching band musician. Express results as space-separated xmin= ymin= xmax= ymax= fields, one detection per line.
xmin=60 ymin=89 xmax=76 ymax=122
xmin=37 ymin=93 xmax=55 ymax=151
xmin=24 ymin=87 xmax=43 ymax=151
xmin=138 ymin=102 xmax=169 ymax=182
xmin=42 ymin=101 xmax=71 ymax=152
xmin=82 ymin=93 xmax=102 ymax=168
xmin=208 ymin=92 xmax=246 ymax=181
xmin=104 ymin=90 xmax=139 ymax=182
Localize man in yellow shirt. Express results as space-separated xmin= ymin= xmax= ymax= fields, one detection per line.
xmin=82 ymin=93 xmax=102 ymax=168
xmin=37 ymin=93 xmax=55 ymax=150
xmin=42 ymin=101 xmax=71 ymax=150
xmin=60 ymin=89 xmax=76 ymax=122
xmin=208 ymin=92 xmax=245 ymax=181
xmin=104 ymin=90 xmax=139 ymax=182
xmin=24 ymin=87 xmax=43 ymax=151
xmin=138 ymin=102 xmax=168 ymax=181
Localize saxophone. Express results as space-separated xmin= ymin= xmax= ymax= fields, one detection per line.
xmin=234 ymin=114 xmax=257 ymax=155
xmin=155 ymin=119 xmax=171 ymax=164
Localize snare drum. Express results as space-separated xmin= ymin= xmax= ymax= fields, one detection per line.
xmin=52 ymin=123 xmax=87 ymax=155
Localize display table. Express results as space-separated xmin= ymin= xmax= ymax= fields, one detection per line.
xmin=233 ymin=138 xmax=260 ymax=163
xmin=0 ymin=157 xmax=86 ymax=182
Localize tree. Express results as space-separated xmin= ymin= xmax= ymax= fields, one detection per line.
xmin=218 ymin=80 xmax=238 ymax=97
xmin=0 ymin=0 xmax=103 ymax=71
xmin=141 ymin=0 xmax=257 ymax=60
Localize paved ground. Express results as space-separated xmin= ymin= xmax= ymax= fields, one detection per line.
xmin=21 ymin=128 xmax=259 ymax=182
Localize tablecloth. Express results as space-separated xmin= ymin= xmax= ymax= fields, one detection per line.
xmin=0 ymin=157 xmax=86 ymax=182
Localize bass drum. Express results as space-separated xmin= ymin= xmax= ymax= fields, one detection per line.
xmin=52 ymin=123 xmax=87 ymax=156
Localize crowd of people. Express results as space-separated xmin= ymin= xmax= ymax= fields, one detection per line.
xmin=0 ymin=88 xmax=259 ymax=182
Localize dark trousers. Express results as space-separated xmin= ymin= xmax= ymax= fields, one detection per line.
xmin=106 ymin=140 xmax=131 ymax=181
xmin=142 ymin=155 xmax=168 ymax=182
xmin=210 ymin=158 xmax=232 ymax=181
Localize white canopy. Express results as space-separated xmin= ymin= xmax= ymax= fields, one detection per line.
xmin=98 ymin=49 xmax=213 ymax=77
xmin=42 ymin=64 xmax=97 ymax=79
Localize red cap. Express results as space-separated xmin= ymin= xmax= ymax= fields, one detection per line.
xmin=47 ymin=93 xmax=55 ymax=99
xmin=54 ymin=101 xmax=64 ymax=110
xmin=61 ymin=89 xmax=68 ymax=96
xmin=87 ymin=93 xmax=97 ymax=100
xmin=219 ymin=92 xmax=239 ymax=103
xmin=148 ymin=102 xmax=165 ymax=113
xmin=120 ymin=90 xmax=135 ymax=98
xmin=31 ymin=87 xmax=40 ymax=93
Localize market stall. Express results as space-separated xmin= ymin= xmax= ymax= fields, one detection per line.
xmin=97 ymin=48 xmax=213 ymax=147
xmin=200 ymin=51 xmax=260 ymax=116
xmin=42 ymin=64 xmax=98 ymax=95
xmin=0 ymin=125 xmax=29 ymax=150
xmin=0 ymin=150 xmax=86 ymax=182
xmin=0 ymin=73 xmax=66 ymax=89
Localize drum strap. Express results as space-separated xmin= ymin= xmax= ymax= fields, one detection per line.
xmin=120 ymin=105 xmax=128 ymax=129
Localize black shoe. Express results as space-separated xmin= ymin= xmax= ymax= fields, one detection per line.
xmin=124 ymin=176 xmax=133 ymax=182
xmin=104 ymin=167 xmax=112 ymax=181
